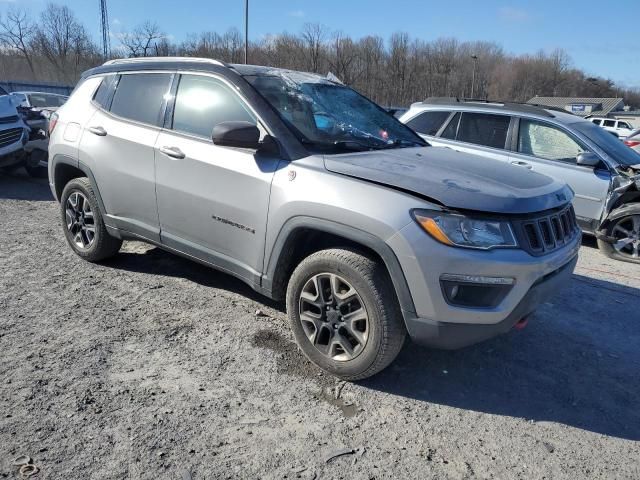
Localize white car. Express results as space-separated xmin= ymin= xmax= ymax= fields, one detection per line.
xmin=589 ymin=117 xmax=634 ymax=139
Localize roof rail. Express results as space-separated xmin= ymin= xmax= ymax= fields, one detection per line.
xmin=527 ymin=103 xmax=574 ymax=115
xmin=103 ymin=57 xmax=226 ymax=67
xmin=502 ymin=102 xmax=555 ymax=118
xmin=420 ymin=97 xmax=556 ymax=118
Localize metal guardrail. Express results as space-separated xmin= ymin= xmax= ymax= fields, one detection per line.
xmin=0 ymin=80 xmax=74 ymax=96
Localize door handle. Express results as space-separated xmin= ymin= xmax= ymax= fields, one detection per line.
xmin=510 ymin=160 xmax=532 ymax=169
xmin=159 ymin=146 xmax=186 ymax=159
xmin=87 ymin=126 xmax=107 ymax=136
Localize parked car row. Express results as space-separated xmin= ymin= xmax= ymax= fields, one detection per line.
xmin=399 ymin=98 xmax=640 ymax=263
xmin=0 ymin=87 xmax=68 ymax=177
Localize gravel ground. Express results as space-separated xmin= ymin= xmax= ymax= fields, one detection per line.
xmin=1 ymin=170 xmax=639 ymax=479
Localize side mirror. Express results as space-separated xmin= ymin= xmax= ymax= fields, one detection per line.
xmin=576 ymin=152 xmax=600 ymax=168
xmin=212 ymin=121 xmax=260 ymax=149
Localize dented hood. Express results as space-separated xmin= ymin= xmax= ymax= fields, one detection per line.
xmin=324 ymin=147 xmax=574 ymax=214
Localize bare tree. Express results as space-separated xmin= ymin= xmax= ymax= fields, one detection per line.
xmin=120 ymin=21 xmax=165 ymax=57
xmin=300 ymin=23 xmax=327 ymax=72
xmin=0 ymin=7 xmax=37 ymax=78
xmin=32 ymin=4 xmax=97 ymax=83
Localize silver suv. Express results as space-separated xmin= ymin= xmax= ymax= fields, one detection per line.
xmin=400 ymin=99 xmax=640 ymax=263
xmin=48 ymin=58 xmax=580 ymax=379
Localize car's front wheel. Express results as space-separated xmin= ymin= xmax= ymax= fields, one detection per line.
xmin=597 ymin=207 xmax=640 ymax=264
xmin=60 ymin=177 xmax=122 ymax=262
xmin=286 ymin=248 xmax=406 ymax=380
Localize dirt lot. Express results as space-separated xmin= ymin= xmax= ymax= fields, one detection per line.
xmin=0 ymin=170 xmax=639 ymax=479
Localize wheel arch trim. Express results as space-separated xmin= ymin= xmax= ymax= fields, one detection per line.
xmin=50 ymin=154 xmax=109 ymax=221
xmin=263 ymin=216 xmax=417 ymax=318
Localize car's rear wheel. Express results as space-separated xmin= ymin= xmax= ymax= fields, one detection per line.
xmin=597 ymin=209 xmax=640 ymax=264
xmin=60 ymin=177 xmax=122 ymax=262
xmin=286 ymin=248 xmax=406 ymax=380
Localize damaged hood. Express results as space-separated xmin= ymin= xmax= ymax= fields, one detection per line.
xmin=324 ymin=147 xmax=574 ymax=214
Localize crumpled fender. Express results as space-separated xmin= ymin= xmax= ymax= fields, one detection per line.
xmin=596 ymin=202 xmax=640 ymax=244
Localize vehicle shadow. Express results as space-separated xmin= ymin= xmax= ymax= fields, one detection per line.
xmin=581 ymin=235 xmax=598 ymax=249
xmin=0 ymin=169 xmax=53 ymax=201
xmin=105 ymin=246 xmax=284 ymax=311
xmin=361 ymin=274 xmax=640 ymax=441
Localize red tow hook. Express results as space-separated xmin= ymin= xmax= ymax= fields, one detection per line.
xmin=513 ymin=316 xmax=529 ymax=330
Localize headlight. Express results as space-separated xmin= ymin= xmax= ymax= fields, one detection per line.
xmin=413 ymin=210 xmax=517 ymax=250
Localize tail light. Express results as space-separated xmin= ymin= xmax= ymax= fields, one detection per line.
xmin=623 ymin=140 xmax=640 ymax=148
xmin=48 ymin=112 xmax=59 ymax=136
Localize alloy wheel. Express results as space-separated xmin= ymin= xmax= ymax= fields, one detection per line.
xmin=611 ymin=214 xmax=640 ymax=259
xmin=298 ymin=273 xmax=369 ymax=361
xmin=65 ymin=191 xmax=96 ymax=249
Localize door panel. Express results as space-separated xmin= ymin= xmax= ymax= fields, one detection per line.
xmin=79 ymin=108 xmax=161 ymax=240
xmin=512 ymin=119 xmax=610 ymax=226
xmin=155 ymin=132 xmax=280 ymax=282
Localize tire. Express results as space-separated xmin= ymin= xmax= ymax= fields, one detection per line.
xmin=286 ymin=248 xmax=406 ymax=381
xmin=60 ymin=177 xmax=122 ymax=262
xmin=597 ymin=206 xmax=640 ymax=264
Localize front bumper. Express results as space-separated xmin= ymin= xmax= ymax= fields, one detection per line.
xmin=388 ymin=220 xmax=581 ymax=349
xmin=403 ymin=254 xmax=577 ymax=349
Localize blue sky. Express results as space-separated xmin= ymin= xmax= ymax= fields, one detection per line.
xmin=5 ymin=0 xmax=640 ymax=88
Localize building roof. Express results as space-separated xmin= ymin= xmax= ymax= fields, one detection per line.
xmin=611 ymin=110 xmax=640 ymax=117
xmin=527 ymin=96 xmax=624 ymax=117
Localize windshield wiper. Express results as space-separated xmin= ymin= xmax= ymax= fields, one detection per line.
xmin=300 ymin=138 xmax=376 ymax=152
xmin=375 ymin=139 xmax=426 ymax=149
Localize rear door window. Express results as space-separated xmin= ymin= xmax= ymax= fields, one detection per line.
xmin=518 ymin=119 xmax=586 ymax=163
xmin=456 ymin=112 xmax=510 ymax=149
xmin=602 ymin=119 xmax=616 ymax=127
xmin=171 ymin=74 xmax=256 ymax=139
xmin=109 ymin=73 xmax=172 ymax=126
xmin=405 ymin=111 xmax=450 ymax=136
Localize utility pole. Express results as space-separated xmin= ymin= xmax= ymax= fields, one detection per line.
xmin=99 ymin=0 xmax=110 ymax=60
xmin=470 ymin=54 xmax=478 ymax=99
xmin=244 ymin=0 xmax=249 ymax=64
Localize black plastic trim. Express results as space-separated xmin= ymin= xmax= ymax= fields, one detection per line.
xmin=262 ymin=216 xmax=417 ymax=317
xmin=406 ymin=254 xmax=578 ymax=349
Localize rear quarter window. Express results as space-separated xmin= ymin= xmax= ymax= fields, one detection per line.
xmin=109 ymin=73 xmax=172 ymax=126
xmin=93 ymin=75 xmax=118 ymax=109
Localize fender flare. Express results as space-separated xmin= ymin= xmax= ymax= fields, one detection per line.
xmin=263 ymin=216 xmax=417 ymax=318
xmin=50 ymin=154 xmax=108 ymax=215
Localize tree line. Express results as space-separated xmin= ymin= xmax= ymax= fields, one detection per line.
xmin=1 ymin=3 xmax=639 ymax=108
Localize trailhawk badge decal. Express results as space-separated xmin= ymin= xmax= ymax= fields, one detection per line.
xmin=211 ymin=215 xmax=255 ymax=234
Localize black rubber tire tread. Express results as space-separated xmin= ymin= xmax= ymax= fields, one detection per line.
xmin=597 ymin=204 xmax=640 ymax=264
xmin=60 ymin=177 xmax=122 ymax=262
xmin=286 ymin=248 xmax=406 ymax=381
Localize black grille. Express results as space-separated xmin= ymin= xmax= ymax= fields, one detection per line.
xmin=512 ymin=205 xmax=579 ymax=256
xmin=0 ymin=115 xmax=19 ymax=124
xmin=0 ymin=128 xmax=23 ymax=148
